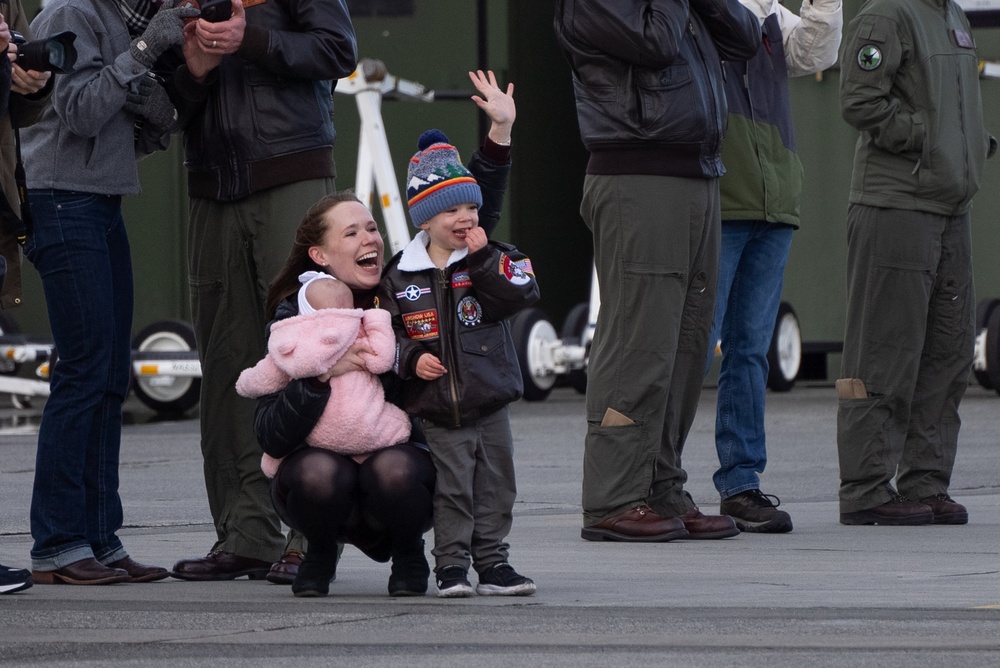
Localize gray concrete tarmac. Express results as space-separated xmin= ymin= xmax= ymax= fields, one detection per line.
xmin=2 ymin=384 xmax=1000 ymax=667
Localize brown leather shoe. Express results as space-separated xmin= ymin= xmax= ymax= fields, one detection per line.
xmin=581 ymin=504 xmax=689 ymax=542
xmin=265 ymin=550 xmax=305 ymax=585
xmin=678 ymin=507 xmax=740 ymax=539
xmin=107 ymin=557 xmax=169 ymax=583
xmin=840 ymin=494 xmax=933 ymax=526
xmin=920 ymin=493 xmax=968 ymax=525
xmin=32 ymin=557 xmax=130 ymax=585
xmin=170 ymin=551 xmax=272 ymax=581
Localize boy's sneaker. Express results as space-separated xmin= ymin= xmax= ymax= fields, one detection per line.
xmin=435 ymin=565 xmax=474 ymax=598
xmin=0 ymin=564 xmax=33 ymax=594
xmin=720 ymin=489 xmax=793 ymax=534
xmin=475 ymin=563 xmax=536 ymax=596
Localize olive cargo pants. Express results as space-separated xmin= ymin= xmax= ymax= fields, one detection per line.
xmin=837 ymin=204 xmax=974 ymax=513
xmin=580 ymin=174 xmax=720 ymax=525
xmin=188 ymin=177 xmax=334 ymax=560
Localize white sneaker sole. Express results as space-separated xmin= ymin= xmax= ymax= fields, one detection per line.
xmin=0 ymin=580 xmax=32 ymax=594
xmin=436 ymin=583 xmax=474 ymax=598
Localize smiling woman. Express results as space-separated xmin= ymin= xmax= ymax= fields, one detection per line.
xmin=265 ymin=191 xmax=385 ymax=317
xmin=248 ymin=69 xmax=517 ymax=598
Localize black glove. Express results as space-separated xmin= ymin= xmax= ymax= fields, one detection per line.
xmin=125 ymin=74 xmax=178 ymax=132
xmin=129 ymin=1 xmax=201 ymax=69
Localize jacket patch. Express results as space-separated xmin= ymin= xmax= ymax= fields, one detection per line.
xmin=451 ymin=270 xmax=472 ymax=288
xmin=403 ymin=309 xmax=439 ymax=340
xmin=500 ymin=254 xmax=533 ymax=286
xmin=953 ymin=30 xmax=975 ymax=49
xmin=457 ymin=297 xmax=482 ymax=326
xmin=397 ymin=284 xmax=432 ymax=301
xmin=857 ymin=45 xmax=882 ymax=71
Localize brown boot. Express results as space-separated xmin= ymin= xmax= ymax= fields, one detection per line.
xmin=106 ymin=557 xmax=169 ymax=583
xmin=581 ymin=505 xmax=689 ymax=542
xmin=840 ymin=494 xmax=933 ymax=526
xmin=678 ymin=507 xmax=740 ymax=539
xmin=920 ymin=493 xmax=968 ymax=525
xmin=32 ymin=558 xmax=129 ymax=585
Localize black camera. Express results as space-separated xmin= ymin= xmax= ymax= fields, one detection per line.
xmin=10 ymin=30 xmax=78 ymax=74
xmin=194 ymin=0 xmax=233 ymax=23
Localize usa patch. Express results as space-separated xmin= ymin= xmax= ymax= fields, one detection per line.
xmin=457 ymin=296 xmax=482 ymax=326
xmin=452 ymin=270 xmax=472 ymax=288
xmin=402 ymin=309 xmax=439 ymax=340
xmin=397 ymin=284 xmax=431 ymax=301
xmin=499 ymin=254 xmax=533 ymax=286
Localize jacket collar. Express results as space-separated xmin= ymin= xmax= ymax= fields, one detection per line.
xmin=397 ymin=231 xmax=468 ymax=272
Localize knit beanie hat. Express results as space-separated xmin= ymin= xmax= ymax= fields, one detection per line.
xmin=406 ymin=130 xmax=483 ymax=228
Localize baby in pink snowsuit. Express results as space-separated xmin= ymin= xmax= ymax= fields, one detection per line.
xmin=236 ymin=273 xmax=410 ymax=477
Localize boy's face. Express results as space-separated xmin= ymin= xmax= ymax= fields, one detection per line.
xmin=420 ymin=203 xmax=480 ymax=254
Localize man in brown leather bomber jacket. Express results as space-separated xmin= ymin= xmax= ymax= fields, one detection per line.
xmin=555 ymin=0 xmax=760 ymax=543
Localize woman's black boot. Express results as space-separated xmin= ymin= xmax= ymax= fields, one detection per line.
xmin=387 ymin=539 xmax=430 ymax=596
xmin=292 ymin=551 xmax=338 ymax=597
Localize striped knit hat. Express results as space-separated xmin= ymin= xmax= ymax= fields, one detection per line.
xmin=406 ymin=130 xmax=482 ymax=228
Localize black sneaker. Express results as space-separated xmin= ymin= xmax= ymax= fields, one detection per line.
xmin=0 ymin=564 xmax=33 ymax=594
xmin=476 ymin=563 xmax=536 ymax=596
xmin=435 ymin=565 xmax=474 ymax=598
xmin=720 ymin=489 xmax=793 ymax=533
xmin=388 ymin=540 xmax=430 ymax=597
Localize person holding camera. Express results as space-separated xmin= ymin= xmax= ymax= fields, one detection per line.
xmin=20 ymin=0 xmax=197 ymax=586
xmin=167 ymin=0 xmax=358 ymax=585
xmin=0 ymin=0 xmax=52 ymax=596
xmin=1 ymin=0 xmax=52 ymax=312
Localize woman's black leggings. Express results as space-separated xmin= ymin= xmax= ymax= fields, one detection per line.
xmin=270 ymin=443 xmax=435 ymax=558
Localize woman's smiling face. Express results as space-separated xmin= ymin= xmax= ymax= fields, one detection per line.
xmin=308 ymin=201 xmax=385 ymax=292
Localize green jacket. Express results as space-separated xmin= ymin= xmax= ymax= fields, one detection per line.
xmin=840 ymin=0 xmax=995 ymax=216
xmin=720 ymin=0 xmax=843 ymax=227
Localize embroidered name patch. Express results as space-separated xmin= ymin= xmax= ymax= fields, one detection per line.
xmin=451 ymin=270 xmax=472 ymax=288
xmin=403 ymin=309 xmax=439 ymax=340
xmin=397 ymin=284 xmax=431 ymax=301
xmin=457 ymin=296 xmax=482 ymax=326
xmin=953 ymin=30 xmax=975 ymax=49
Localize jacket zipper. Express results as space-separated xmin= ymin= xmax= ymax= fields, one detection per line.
xmin=946 ymin=2 xmax=972 ymax=204
xmin=216 ymin=69 xmax=238 ymax=199
xmin=439 ymin=269 xmax=462 ymax=428
xmin=689 ymin=20 xmax=724 ymax=154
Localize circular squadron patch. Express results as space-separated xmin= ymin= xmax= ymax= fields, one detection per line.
xmin=456 ymin=296 xmax=482 ymax=326
xmin=857 ymin=44 xmax=882 ymax=71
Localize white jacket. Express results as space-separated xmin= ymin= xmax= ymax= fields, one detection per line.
xmin=741 ymin=0 xmax=843 ymax=77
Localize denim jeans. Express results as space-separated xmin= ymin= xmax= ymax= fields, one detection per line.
xmin=707 ymin=221 xmax=793 ymax=499
xmin=25 ymin=190 xmax=132 ymax=570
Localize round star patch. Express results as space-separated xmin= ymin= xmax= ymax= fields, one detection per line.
xmin=857 ymin=44 xmax=882 ymax=71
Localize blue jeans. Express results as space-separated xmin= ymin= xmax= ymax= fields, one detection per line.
xmin=25 ymin=190 xmax=133 ymax=570
xmin=707 ymin=221 xmax=793 ymax=499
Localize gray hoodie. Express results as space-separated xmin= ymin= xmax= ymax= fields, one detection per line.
xmin=21 ymin=0 xmax=167 ymax=195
